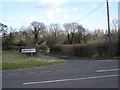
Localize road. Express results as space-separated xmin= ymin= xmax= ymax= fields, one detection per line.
xmin=2 ymin=54 xmax=119 ymax=88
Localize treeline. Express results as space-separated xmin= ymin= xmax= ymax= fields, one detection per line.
xmin=0 ymin=20 xmax=119 ymax=57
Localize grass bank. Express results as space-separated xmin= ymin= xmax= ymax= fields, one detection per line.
xmin=2 ymin=51 xmax=66 ymax=70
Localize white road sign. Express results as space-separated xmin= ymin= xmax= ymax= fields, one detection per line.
xmin=21 ymin=48 xmax=36 ymax=53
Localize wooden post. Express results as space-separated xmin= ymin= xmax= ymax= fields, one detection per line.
xmin=31 ymin=52 xmax=32 ymax=61
xmin=106 ymin=0 xmax=111 ymax=57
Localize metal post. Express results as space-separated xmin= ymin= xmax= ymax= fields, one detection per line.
xmin=106 ymin=0 xmax=111 ymax=57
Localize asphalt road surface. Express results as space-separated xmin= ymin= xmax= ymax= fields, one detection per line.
xmin=2 ymin=54 xmax=119 ymax=88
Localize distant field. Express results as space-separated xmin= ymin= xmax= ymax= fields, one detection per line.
xmin=2 ymin=51 xmax=65 ymax=70
xmin=88 ymin=39 xmax=105 ymax=44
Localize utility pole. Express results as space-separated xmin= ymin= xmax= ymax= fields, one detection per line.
xmin=118 ymin=1 xmax=120 ymax=56
xmin=106 ymin=0 xmax=111 ymax=57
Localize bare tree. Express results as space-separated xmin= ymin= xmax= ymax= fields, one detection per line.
xmin=111 ymin=19 xmax=118 ymax=31
xmin=2 ymin=27 xmax=15 ymax=50
xmin=77 ymin=25 xmax=87 ymax=43
xmin=0 ymin=23 xmax=8 ymax=37
xmin=63 ymin=22 xmax=80 ymax=44
xmin=70 ymin=22 xmax=79 ymax=44
xmin=63 ymin=23 xmax=71 ymax=44
xmin=110 ymin=19 xmax=118 ymax=41
xmin=48 ymin=24 xmax=62 ymax=46
xmin=31 ymin=22 xmax=46 ymax=46
xmin=92 ymin=29 xmax=104 ymax=40
xmin=44 ymin=23 xmax=66 ymax=47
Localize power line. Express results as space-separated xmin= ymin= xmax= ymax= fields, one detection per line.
xmin=77 ymin=2 xmax=105 ymax=22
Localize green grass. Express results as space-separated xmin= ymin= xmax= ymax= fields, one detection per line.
xmin=2 ymin=51 xmax=66 ymax=70
xmin=88 ymin=39 xmax=105 ymax=44
xmin=44 ymin=52 xmax=119 ymax=60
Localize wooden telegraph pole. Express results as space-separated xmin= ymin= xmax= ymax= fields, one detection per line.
xmin=118 ymin=1 xmax=120 ymax=56
xmin=106 ymin=0 xmax=111 ymax=57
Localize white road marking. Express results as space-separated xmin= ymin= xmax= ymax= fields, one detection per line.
xmin=23 ymin=74 xmax=118 ymax=85
xmin=40 ymin=71 xmax=52 ymax=73
xmin=111 ymin=66 xmax=118 ymax=68
xmin=96 ymin=69 xmax=120 ymax=72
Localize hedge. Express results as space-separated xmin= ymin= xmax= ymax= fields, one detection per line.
xmin=50 ymin=41 xmax=118 ymax=57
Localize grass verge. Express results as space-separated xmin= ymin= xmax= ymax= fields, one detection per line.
xmin=43 ymin=52 xmax=120 ymax=60
xmin=2 ymin=51 xmax=66 ymax=70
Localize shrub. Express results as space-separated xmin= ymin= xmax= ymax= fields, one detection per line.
xmin=50 ymin=45 xmax=62 ymax=54
xmin=38 ymin=45 xmax=48 ymax=53
xmin=111 ymin=41 xmax=118 ymax=56
xmin=97 ymin=43 xmax=107 ymax=57
xmin=97 ymin=41 xmax=118 ymax=57
xmin=72 ymin=44 xmax=97 ymax=57
xmin=61 ymin=45 xmax=74 ymax=55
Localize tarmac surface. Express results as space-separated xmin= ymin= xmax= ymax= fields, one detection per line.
xmin=2 ymin=54 xmax=119 ymax=88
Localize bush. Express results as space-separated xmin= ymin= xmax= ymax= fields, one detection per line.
xmin=50 ymin=45 xmax=62 ymax=53
xmin=38 ymin=45 xmax=48 ymax=53
xmin=97 ymin=41 xmax=118 ymax=57
xmin=72 ymin=44 xmax=97 ymax=57
xmin=61 ymin=45 xmax=74 ymax=55
xmin=111 ymin=41 xmax=118 ymax=56
xmin=97 ymin=43 xmax=107 ymax=57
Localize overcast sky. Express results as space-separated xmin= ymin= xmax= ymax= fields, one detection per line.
xmin=0 ymin=0 xmax=119 ymax=31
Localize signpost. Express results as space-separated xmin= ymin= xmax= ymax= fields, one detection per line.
xmin=21 ymin=48 xmax=36 ymax=61
xmin=21 ymin=48 xmax=36 ymax=53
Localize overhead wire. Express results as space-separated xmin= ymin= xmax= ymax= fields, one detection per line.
xmin=77 ymin=2 xmax=105 ymax=23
